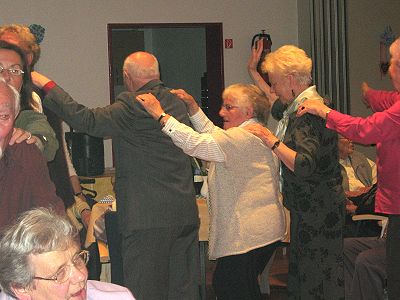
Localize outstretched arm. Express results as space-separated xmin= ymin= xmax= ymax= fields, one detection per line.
xmin=244 ymin=123 xmax=296 ymax=172
xmin=136 ymin=93 xmax=225 ymax=162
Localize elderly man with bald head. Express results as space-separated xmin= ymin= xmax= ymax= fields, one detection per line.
xmin=31 ymin=51 xmax=200 ymax=300
xmin=0 ymin=78 xmax=64 ymax=229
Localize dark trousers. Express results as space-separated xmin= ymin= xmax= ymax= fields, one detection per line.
xmin=122 ymin=224 xmax=200 ymax=300
xmin=343 ymin=237 xmax=386 ymax=300
xmin=387 ymin=215 xmax=400 ymax=300
xmin=212 ymin=241 xmax=279 ymax=300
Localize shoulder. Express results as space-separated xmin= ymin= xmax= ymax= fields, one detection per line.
xmin=0 ymin=291 xmax=15 ymax=300
xmin=7 ymin=142 xmax=44 ymax=161
xmin=87 ymin=280 xmax=135 ymax=299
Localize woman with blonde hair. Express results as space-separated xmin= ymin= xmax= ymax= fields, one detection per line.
xmin=246 ymin=45 xmax=345 ymax=299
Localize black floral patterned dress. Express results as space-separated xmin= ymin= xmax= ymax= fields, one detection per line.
xmin=281 ymin=110 xmax=345 ymax=300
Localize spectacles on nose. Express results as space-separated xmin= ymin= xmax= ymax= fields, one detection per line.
xmin=0 ymin=65 xmax=24 ymax=76
xmin=221 ymin=104 xmax=239 ymax=111
xmin=33 ymin=250 xmax=89 ymax=284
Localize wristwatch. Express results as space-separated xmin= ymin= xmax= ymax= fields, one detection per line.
xmin=33 ymin=134 xmax=48 ymax=145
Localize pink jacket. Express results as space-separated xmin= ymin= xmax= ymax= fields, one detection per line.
xmin=326 ymin=89 xmax=400 ymax=214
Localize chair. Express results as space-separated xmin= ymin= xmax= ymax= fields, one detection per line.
xmin=352 ymin=214 xmax=388 ymax=238
xmin=104 ymin=211 xmax=124 ymax=285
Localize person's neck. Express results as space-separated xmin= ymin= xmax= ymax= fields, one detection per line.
xmin=292 ymin=84 xmax=311 ymax=99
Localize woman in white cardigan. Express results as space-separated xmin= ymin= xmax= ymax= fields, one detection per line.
xmin=137 ymin=84 xmax=286 ymax=300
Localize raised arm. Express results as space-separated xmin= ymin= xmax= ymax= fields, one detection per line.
xmin=247 ymin=39 xmax=278 ymax=105
xmin=136 ymin=93 xmax=225 ymax=162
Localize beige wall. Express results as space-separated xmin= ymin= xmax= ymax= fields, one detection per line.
xmin=347 ymin=0 xmax=400 ymax=159
xmin=0 ymin=0 xmax=298 ymax=167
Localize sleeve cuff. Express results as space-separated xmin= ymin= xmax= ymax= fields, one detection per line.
xmin=42 ymin=81 xmax=57 ymax=94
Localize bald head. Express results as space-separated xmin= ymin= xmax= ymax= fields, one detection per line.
xmin=123 ymin=51 xmax=160 ymax=91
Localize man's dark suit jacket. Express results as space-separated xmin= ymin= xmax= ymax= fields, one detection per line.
xmin=43 ymin=80 xmax=199 ymax=235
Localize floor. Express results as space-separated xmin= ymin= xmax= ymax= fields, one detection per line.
xmin=204 ymin=246 xmax=289 ymax=300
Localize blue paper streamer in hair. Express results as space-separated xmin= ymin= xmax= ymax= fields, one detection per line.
xmin=29 ymin=24 xmax=45 ymax=45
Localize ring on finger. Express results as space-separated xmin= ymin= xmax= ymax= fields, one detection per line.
xmin=27 ymin=132 xmax=32 ymax=140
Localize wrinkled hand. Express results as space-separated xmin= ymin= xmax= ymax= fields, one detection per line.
xmin=136 ymin=93 xmax=164 ymax=120
xmin=244 ymin=123 xmax=276 ymax=148
xmin=248 ymin=39 xmax=263 ymax=72
xmin=296 ymin=99 xmax=331 ymax=119
xmin=170 ymin=89 xmax=199 ymax=115
xmin=31 ymin=71 xmax=52 ymax=88
xmin=361 ymin=82 xmax=371 ymax=108
xmin=9 ymin=128 xmax=38 ymax=146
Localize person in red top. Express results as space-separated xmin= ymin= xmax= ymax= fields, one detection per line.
xmin=298 ymin=37 xmax=400 ymax=299
xmin=0 ymin=78 xmax=63 ymax=229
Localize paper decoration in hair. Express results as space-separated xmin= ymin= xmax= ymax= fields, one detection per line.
xmin=29 ymin=24 xmax=45 ymax=45
xmin=380 ymin=25 xmax=395 ymax=77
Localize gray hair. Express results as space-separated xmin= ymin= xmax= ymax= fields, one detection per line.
xmin=222 ymin=83 xmax=270 ymax=125
xmin=0 ymin=208 xmax=78 ymax=297
xmin=0 ymin=78 xmax=21 ymax=117
xmin=123 ymin=52 xmax=160 ymax=79
xmin=262 ymin=45 xmax=312 ymax=86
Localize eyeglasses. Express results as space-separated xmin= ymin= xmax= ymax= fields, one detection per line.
xmin=221 ymin=104 xmax=239 ymax=111
xmin=0 ymin=65 xmax=24 ymax=76
xmin=33 ymin=250 xmax=89 ymax=284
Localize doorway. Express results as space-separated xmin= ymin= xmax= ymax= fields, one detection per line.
xmin=107 ymin=23 xmax=225 ymax=126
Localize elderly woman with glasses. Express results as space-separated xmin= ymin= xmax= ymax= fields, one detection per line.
xmin=136 ymin=83 xmax=286 ymax=300
xmin=0 ymin=207 xmax=135 ymax=300
xmin=245 ymin=45 xmax=345 ymax=299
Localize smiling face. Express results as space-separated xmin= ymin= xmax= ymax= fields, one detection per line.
xmin=0 ymin=48 xmax=24 ymax=92
xmin=219 ymin=96 xmax=251 ymax=129
xmin=0 ymin=83 xmax=16 ymax=156
xmin=21 ymin=245 xmax=88 ymax=300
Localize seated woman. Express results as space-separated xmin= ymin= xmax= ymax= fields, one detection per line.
xmin=136 ymin=84 xmax=286 ymax=300
xmin=0 ymin=207 xmax=135 ymax=300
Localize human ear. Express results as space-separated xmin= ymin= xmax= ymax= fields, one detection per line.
xmin=11 ymin=285 xmax=32 ymax=300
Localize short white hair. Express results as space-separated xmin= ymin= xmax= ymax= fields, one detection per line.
xmin=0 ymin=77 xmax=20 ymax=117
xmin=123 ymin=53 xmax=160 ymax=79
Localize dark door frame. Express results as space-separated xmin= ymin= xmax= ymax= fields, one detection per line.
xmin=107 ymin=22 xmax=224 ymax=127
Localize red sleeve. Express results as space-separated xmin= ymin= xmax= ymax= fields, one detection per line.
xmin=326 ymin=101 xmax=400 ymax=144
xmin=366 ymin=89 xmax=400 ymax=112
xmin=42 ymin=81 xmax=57 ymax=95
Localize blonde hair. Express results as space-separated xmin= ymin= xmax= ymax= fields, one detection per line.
xmin=262 ymin=45 xmax=312 ymax=86
xmin=0 ymin=24 xmax=41 ymax=68
xmin=222 ymin=83 xmax=270 ymax=125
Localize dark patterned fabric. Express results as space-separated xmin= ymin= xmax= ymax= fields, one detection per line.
xmin=282 ymin=111 xmax=345 ymax=299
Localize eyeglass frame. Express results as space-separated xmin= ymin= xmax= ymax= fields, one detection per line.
xmin=0 ymin=65 xmax=25 ymax=76
xmin=33 ymin=250 xmax=89 ymax=284
xmin=220 ymin=103 xmax=240 ymax=111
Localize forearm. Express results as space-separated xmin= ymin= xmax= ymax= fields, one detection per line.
xmin=15 ymin=110 xmax=59 ymax=161
xmin=271 ymin=141 xmax=296 ymax=172
xmin=163 ymin=116 xmax=225 ymax=162
xmin=189 ymin=108 xmax=219 ymax=134
xmin=248 ymin=68 xmax=278 ymax=105
xmin=366 ymin=89 xmax=400 ymax=112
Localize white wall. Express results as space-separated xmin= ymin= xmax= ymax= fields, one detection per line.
xmin=1 ymin=0 xmax=298 ymax=167
xmin=347 ymin=0 xmax=400 ymax=159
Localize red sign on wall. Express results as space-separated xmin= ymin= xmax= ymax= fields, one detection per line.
xmin=225 ymin=39 xmax=233 ymax=49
